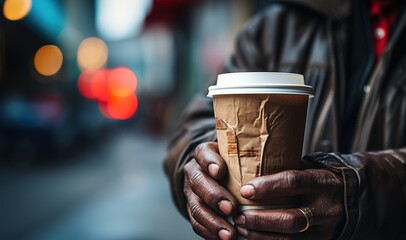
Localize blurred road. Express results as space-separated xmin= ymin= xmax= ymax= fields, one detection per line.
xmin=0 ymin=129 xmax=199 ymax=240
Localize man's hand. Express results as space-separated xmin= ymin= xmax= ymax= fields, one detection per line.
xmin=233 ymin=169 xmax=345 ymax=239
xmin=184 ymin=142 xmax=345 ymax=239
xmin=183 ymin=142 xmax=239 ymax=240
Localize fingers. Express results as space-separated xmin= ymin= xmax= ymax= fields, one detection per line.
xmin=184 ymin=143 xmax=240 ymax=240
xmin=234 ymin=206 xmax=343 ymax=233
xmin=184 ymin=176 xmax=237 ymax=240
xmin=194 ymin=142 xmax=227 ymax=180
xmin=233 ymin=208 xmax=309 ymax=234
xmin=234 ymin=169 xmax=344 ymax=239
xmin=235 ymin=227 xmax=316 ymax=240
xmin=241 ymin=169 xmax=342 ymax=200
xmin=233 ymin=208 xmax=337 ymax=240
xmin=184 ymin=159 xmax=238 ymax=216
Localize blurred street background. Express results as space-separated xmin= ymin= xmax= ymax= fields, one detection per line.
xmin=0 ymin=0 xmax=269 ymax=239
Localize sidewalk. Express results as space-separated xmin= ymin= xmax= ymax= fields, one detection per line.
xmin=0 ymin=129 xmax=199 ymax=240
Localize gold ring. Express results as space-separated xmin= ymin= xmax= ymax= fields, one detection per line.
xmin=297 ymin=207 xmax=313 ymax=232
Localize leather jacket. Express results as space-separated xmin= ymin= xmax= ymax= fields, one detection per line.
xmin=164 ymin=0 xmax=406 ymax=239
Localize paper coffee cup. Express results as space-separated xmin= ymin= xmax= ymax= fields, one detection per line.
xmin=208 ymin=72 xmax=313 ymax=209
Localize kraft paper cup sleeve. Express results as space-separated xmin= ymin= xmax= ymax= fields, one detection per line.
xmin=213 ymin=94 xmax=308 ymax=207
xmin=215 ymin=117 xmax=242 ymax=199
xmin=210 ymin=72 xmax=312 ymax=208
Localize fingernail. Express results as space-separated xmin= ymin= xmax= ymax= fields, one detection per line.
xmin=233 ymin=214 xmax=245 ymax=225
xmin=208 ymin=163 xmax=219 ymax=177
xmin=218 ymin=229 xmax=231 ymax=240
xmin=236 ymin=227 xmax=248 ymax=237
xmin=218 ymin=200 xmax=233 ymax=215
xmin=240 ymin=185 xmax=255 ymax=198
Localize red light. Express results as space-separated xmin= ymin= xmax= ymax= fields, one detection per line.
xmin=98 ymin=100 xmax=112 ymax=119
xmin=90 ymin=70 xmax=109 ymax=102
xmin=108 ymin=67 xmax=137 ymax=97
xmin=77 ymin=67 xmax=139 ymax=120
xmin=78 ymin=70 xmax=96 ymax=99
xmin=107 ymin=93 xmax=138 ymax=120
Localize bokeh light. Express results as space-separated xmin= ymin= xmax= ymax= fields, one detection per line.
xmin=78 ymin=70 xmax=97 ymax=99
xmin=77 ymin=67 xmax=139 ymax=120
xmin=77 ymin=37 xmax=108 ymax=70
xmin=96 ymin=0 xmax=152 ymax=41
xmin=3 ymin=0 xmax=32 ymax=21
xmin=106 ymin=93 xmax=138 ymax=120
xmin=108 ymin=67 xmax=137 ymax=97
xmin=34 ymin=45 xmax=63 ymax=76
xmin=90 ymin=70 xmax=109 ymax=102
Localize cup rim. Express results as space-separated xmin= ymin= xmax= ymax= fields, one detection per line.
xmin=207 ymin=72 xmax=314 ymax=97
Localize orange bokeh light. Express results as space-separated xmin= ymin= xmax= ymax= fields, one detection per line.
xmin=3 ymin=0 xmax=31 ymax=21
xmin=77 ymin=37 xmax=108 ymax=70
xmin=34 ymin=45 xmax=63 ymax=76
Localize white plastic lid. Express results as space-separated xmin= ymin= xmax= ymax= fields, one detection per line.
xmin=207 ymin=72 xmax=313 ymax=97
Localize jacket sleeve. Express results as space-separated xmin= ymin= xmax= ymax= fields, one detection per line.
xmin=163 ymin=95 xmax=217 ymax=217
xmin=304 ymin=148 xmax=406 ymax=239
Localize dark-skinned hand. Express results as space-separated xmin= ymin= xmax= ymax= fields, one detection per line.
xmin=183 ymin=142 xmax=345 ymax=240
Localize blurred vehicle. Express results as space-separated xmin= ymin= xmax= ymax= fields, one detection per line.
xmin=0 ymin=93 xmax=67 ymax=164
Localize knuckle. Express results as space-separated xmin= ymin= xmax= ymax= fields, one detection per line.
xmin=188 ymin=169 xmax=224 ymax=206
xmin=189 ymin=170 xmax=205 ymax=187
xmin=194 ymin=143 xmax=207 ymax=159
xmin=315 ymin=169 xmax=343 ymax=189
xmin=252 ymin=214 xmax=263 ymax=230
xmin=189 ymin=170 xmax=214 ymax=196
xmin=327 ymin=202 xmax=345 ymax=220
xmin=186 ymin=202 xmax=192 ymax=218
xmin=201 ymin=215 xmax=218 ymax=231
xmin=190 ymin=219 xmax=211 ymax=240
xmin=328 ymin=174 xmax=342 ymax=187
xmin=183 ymin=180 xmax=193 ymax=198
xmin=282 ymin=171 xmax=300 ymax=189
xmin=190 ymin=218 xmax=200 ymax=231
xmin=285 ymin=212 xmax=303 ymax=233
xmin=190 ymin=202 xmax=203 ymax=219
xmin=184 ymin=159 xmax=204 ymax=181
xmin=183 ymin=160 xmax=194 ymax=176
xmin=183 ymin=184 xmax=189 ymax=196
xmin=189 ymin=204 xmax=222 ymax=238
xmin=185 ymin=193 xmax=196 ymax=210
xmin=183 ymin=173 xmax=193 ymax=196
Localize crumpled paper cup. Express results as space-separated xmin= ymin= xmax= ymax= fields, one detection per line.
xmin=208 ymin=72 xmax=313 ymax=209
